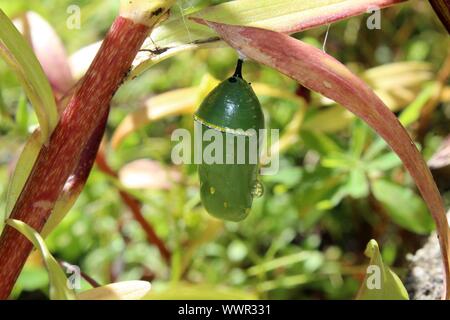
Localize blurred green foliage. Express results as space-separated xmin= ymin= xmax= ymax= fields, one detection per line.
xmin=0 ymin=0 xmax=449 ymax=299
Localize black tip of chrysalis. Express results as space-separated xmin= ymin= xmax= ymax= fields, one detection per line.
xmin=232 ymin=59 xmax=244 ymax=79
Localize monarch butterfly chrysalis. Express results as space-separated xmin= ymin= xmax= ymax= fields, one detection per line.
xmin=194 ymin=59 xmax=265 ymax=221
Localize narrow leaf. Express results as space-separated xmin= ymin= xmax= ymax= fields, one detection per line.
xmin=152 ymin=0 xmax=404 ymax=48
xmin=5 ymin=130 xmax=41 ymax=218
xmin=346 ymin=169 xmax=369 ymax=199
xmin=372 ymin=179 xmax=435 ymax=234
xmin=131 ymin=0 xmax=406 ymax=78
xmin=302 ymin=105 xmax=354 ymax=132
xmin=77 ymin=281 xmax=151 ymax=300
xmin=0 ymin=9 xmax=58 ymax=142
xmin=6 ymin=219 xmax=75 ymax=300
xmin=356 ymin=239 xmax=409 ymax=300
xmin=301 ymin=130 xmax=343 ymax=156
xmin=399 ymin=82 xmax=440 ymax=127
xmin=111 ymin=87 xmax=198 ymax=149
xmin=363 ymin=61 xmax=432 ymax=80
xmin=143 ymin=283 xmax=257 ymax=300
xmin=198 ymin=20 xmax=450 ymax=298
xmin=15 ymin=94 xmax=28 ymax=135
xmin=366 ymin=152 xmax=402 ymax=171
xmin=13 ymin=12 xmax=74 ymax=95
xmin=181 ymin=218 xmax=224 ymax=273
xmin=248 ymin=251 xmax=321 ymax=276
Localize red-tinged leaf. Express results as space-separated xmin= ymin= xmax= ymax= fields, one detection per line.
xmin=130 ymin=0 xmax=407 ymax=79
xmin=195 ymin=19 xmax=450 ymax=299
xmin=428 ymin=135 xmax=450 ymax=192
xmin=13 ymin=12 xmax=74 ymax=96
xmin=429 ymin=135 xmax=450 ymax=170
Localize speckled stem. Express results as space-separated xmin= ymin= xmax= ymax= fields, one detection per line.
xmin=0 ymin=16 xmax=150 ymax=299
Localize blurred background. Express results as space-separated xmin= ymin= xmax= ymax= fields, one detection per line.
xmin=0 ymin=0 xmax=449 ymax=299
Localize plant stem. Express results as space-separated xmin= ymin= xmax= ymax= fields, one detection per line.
xmin=429 ymin=0 xmax=450 ymax=33
xmin=95 ymin=151 xmax=172 ymax=264
xmin=0 ymin=16 xmax=150 ymax=300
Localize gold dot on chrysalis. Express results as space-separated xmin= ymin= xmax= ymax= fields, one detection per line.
xmin=251 ymin=180 xmax=264 ymax=198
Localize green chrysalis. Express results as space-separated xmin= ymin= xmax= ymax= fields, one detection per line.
xmin=194 ymin=59 xmax=265 ymax=221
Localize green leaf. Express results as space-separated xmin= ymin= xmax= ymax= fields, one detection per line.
xmin=131 ymin=0 xmax=406 ymax=78
xmin=143 ymin=283 xmax=257 ymax=300
xmin=295 ymin=170 xmax=345 ymax=215
xmin=350 ymin=119 xmax=370 ymax=158
xmin=248 ymin=251 xmax=323 ymax=276
xmin=366 ymin=152 xmax=402 ymax=171
xmin=372 ymin=180 xmax=435 ymax=234
xmin=302 ymin=105 xmax=354 ymax=133
xmin=13 ymin=265 xmax=49 ymax=294
xmin=258 ymin=274 xmax=315 ymax=292
xmin=346 ymin=169 xmax=369 ymax=198
xmin=399 ymin=82 xmax=439 ymax=127
xmin=301 ymin=130 xmax=343 ymax=156
xmin=15 ymin=94 xmax=28 ymax=136
xmin=6 ymin=219 xmax=75 ymax=300
xmin=322 ymin=152 xmax=357 ymax=169
xmin=0 ymin=9 xmax=58 ymax=143
xmin=362 ymin=137 xmax=388 ymax=161
xmin=263 ymin=167 xmax=303 ymax=188
xmin=356 ymin=239 xmax=409 ymax=300
xmin=154 ymin=0 xmax=406 ymax=48
xmin=5 ymin=130 xmax=41 ymax=219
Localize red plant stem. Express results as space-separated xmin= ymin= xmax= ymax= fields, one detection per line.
xmin=95 ymin=152 xmax=171 ymax=264
xmin=429 ymin=0 xmax=450 ymax=33
xmin=53 ymin=105 xmax=110 ymax=206
xmin=0 ymin=16 xmax=150 ymax=299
